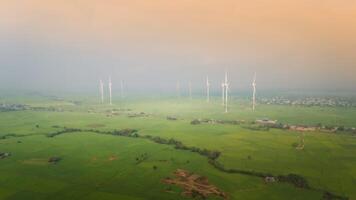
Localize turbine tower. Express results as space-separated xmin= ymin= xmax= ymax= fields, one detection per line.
xmin=188 ymin=81 xmax=192 ymax=99
xmin=252 ymin=72 xmax=257 ymax=111
xmin=99 ymin=79 xmax=104 ymax=104
xmin=224 ymin=71 xmax=229 ymax=113
xmin=221 ymin=82 xmax=225 ymax=105
xmin=206 ymin=76 xmax=210 ymax=102
xmin=108 ymin=76 xmax=112 ymax=105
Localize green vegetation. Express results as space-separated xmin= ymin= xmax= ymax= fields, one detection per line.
xmin=0 ymin=95 xmax=355 ymax=199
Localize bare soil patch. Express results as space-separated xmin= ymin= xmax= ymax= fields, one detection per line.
xmin=162 ymin=169 xmax=227 ymax=199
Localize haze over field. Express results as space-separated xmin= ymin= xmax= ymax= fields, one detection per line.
xmin=0 ymin=0 xmax=355 ymax=92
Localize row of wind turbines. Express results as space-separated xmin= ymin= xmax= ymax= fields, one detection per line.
xmin=99 ymin=77 xmax=124 ymax=105
xmin=99 ymin=72 xmax=257 ymax=113
xmin=208 ymin=72 xmax=256 ymax=113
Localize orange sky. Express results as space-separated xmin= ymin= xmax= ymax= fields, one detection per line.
xmin=0 ymin=0 xmax=355 ymax=90
xmin=2 ymin=1 xmax=355 ymax=42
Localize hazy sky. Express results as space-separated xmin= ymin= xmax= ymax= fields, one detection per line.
xmin=0 ymin=0 xmax=355 ymax=93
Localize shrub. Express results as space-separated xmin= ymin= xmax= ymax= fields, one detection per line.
xmin=191 ymin=119 xmax=201 ymax=125
xmin=277 ymin=174 xmax=309 ymax=188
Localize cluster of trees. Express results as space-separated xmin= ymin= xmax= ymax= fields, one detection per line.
xmin=111 ymin=129 xmax=139 ymax=137
xmin=144 ymin=135 xmax=221 ymax=160
xmin=0 ymin=133 xmax=19 ymax=140
xmin=251 ymin=121 xmax=356 ymax=135
xmin=277 ymin=174 xmax=309 ymax=189
xmin=30 ymin=106 xmax=63 ymax=112
xmin=264 ymin=123 xmax=285 ymax=129
xmin=166 ymin=116 xmax=178 ymax=121
xmin=48 ymin=157 xmax=62 ymax=164
xmin=208 ymin=159 xmax=272 ymax=178
xmin=47 ymin=128 xmax=82 ymax=137
xmin=252 ymin=121 xmax=286 ymax=129
xmin=0 ymin=104 xmax=27 ymax=112
xmin=208 ymin=160 xmax=317 ymax=191
xmin=47 ymin=127 xmax=139 ymax=138
xmin=333 ymin=126 xmax=356 ymax=134
xmin=191 ymin=119 xmax=201 ymax=125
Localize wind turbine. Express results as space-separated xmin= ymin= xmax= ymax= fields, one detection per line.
xmin=221 ymin=82 xmax=225 ymax=105
xmin=188 ymin=81 xmax=192 ymax=99
xmin=108 ymin=76 xmax=112 ymax=105
xmin=206 ymin=76 xmax=210 ymax=102
xmin=252 ymin=72 xmax=257 ymax=111
xmin=224 ymin=71 xmax=229 ymax=113
xmin=99 ymin=79 xmax=104 ymax=104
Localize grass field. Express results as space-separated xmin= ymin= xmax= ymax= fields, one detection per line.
xmin=0 ymin=95 xmax=355 ymax=200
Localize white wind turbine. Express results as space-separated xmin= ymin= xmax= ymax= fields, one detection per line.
xmin=206 ymin=76 xmax=210 ymax=102
xmin=221 ymin=82 xmax=225 ymax=105
xmin=252 ymin=72 xmax=257 ymax=111
xmin=108 ymin=76 xmax=112 ymax=105
xmin=99 ymin=79 xmax=104 ymax=104
xmin=224 ymin=71 xmax=229 ymax=113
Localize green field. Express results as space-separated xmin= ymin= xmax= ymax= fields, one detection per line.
xmin=0 ymin=95 xmax=355 ymax=200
